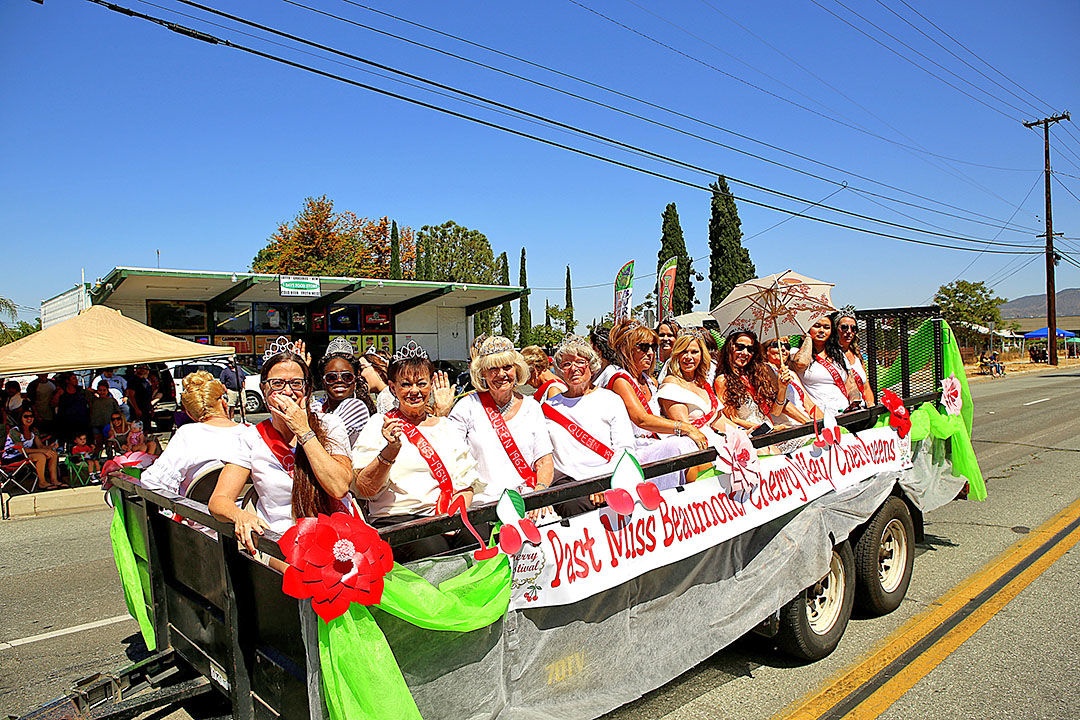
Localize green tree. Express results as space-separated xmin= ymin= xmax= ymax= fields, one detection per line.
xmin=0 ymin=298 xmax=36 ymax=345
xmin=933 ymin=280 xmax=1006 ymax=347
xmin=708 ymin=176 xmax=755 ymax=308
xmin=389 ymin=220 xmax=402 ymax=280
xmin=416 ymin=221 xmax=497 ymax=335
xmin=564 ymin=266 xmax=574 ymax=333
xmin=497 ymin=252 xmax=514 ymax=338
xmin=657 ymin=203 xmax=696 ymax=314
xmin=518 ymin=248 xmax=531 ymax=346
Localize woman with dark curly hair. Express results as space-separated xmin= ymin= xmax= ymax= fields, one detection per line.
xmin=312 ymin=337 xmax=372 ymax=445
xmin=715 ymin=330 xmax=792 ymax=433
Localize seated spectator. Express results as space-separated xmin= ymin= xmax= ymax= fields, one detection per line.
xmin=70 ymin=431 xmax=100 ymax=479
xmin=605 ymin=319 xmax=706 ymax=488
xmin=311 ymin=337 xmax=372 ymax=445
xmin=4 ymin=408 xmax=62 ymax=489
xmin=791 ymin=313 xmax=861 ymax=415
xmin=450 ymin=336 xmax=554 ymax=506
xmin=352 ymin=342 xmax=485 ymax=562
xmin=541 ymin=335 xmax=635 ymax=515
xmin=4 ymin=380 xmax=23 ymax=427
xmin=522 ymin=344 xmax=567 ymax=401
xmin=88 ymin=381 xmax=120 ymax=455
xmin=209 ymin=346 xmax=352 ymax=555
xmin=763 ymin=338 xmax=816 ymax=425
xmin=836 ymin=312 xmax=876 ymax=406
xmin=140 ymin=371 xmax=246 ymax=496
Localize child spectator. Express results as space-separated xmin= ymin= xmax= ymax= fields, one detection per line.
xmin=71 ymin=431 xmax=101 ymax=479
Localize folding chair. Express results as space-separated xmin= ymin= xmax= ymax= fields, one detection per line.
xmin=1 ymin=459 xmax=38 ymax=519
xmin=63 ymin=455 xmax=93 ymax=487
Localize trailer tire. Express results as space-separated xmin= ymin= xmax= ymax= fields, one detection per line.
xmin=777 ymin=540 xmax=855 ymax=661
xmin=854 ymin=496 xmax=915 ymax=616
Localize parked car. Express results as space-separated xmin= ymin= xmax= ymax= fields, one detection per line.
xmin=165 ymin=359 xmax=265 ymax=414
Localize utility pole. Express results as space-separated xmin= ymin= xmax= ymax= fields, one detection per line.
xmin=1023 ymin=112 xmax=1070 ymax=366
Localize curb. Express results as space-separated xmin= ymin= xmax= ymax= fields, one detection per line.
xmin=2 ymin=486 xmax=109 ymax=518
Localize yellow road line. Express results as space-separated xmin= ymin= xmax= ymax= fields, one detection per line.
xmin=777 ymin=495 xmax=1080 ymax=720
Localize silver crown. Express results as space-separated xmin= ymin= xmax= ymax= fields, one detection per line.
xmin=262 ymin=336 xmax=298 ymax=361
xmin=391 ymin=340 xmax=429 ymax=363
xmin=554 ymin=334 xmax=592 ymax=358
xmin=837 ymin=304 xmax=857 ymax=319
xmin=478 ymin=336 xmax=515 ymax=356
xmin=324 ymin=336 xmax=356 ymax=357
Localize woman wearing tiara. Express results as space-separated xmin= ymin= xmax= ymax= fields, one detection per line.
xmin=209 ymin=339 xmax=353 ymax=555
xmin=657 ymin=334 xmax=727 ymax=436
xmin=311 ymin=336 xmax=372 ymax=445
xmin=352 ymin=341 xmax=485 ymax=561
xmin=449 ymin=336 xmax=554 ymax=507
xmin=605 ymin=319 xmax=707 ymax=488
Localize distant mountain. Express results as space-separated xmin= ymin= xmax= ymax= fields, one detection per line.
xmin=1000 ymin=288 xmax=1080 ymax=318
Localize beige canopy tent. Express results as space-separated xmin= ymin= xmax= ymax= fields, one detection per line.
xmin=0 ymin=305 xmax=234 ymax=376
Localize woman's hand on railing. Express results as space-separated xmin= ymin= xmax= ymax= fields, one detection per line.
xmin=233 ymin=509 xmax=270 ymax=554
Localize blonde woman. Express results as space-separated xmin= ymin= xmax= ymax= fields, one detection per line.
xmin=449 ymin=336 xmax=554 ymax=504
xmin=140 ymin=371 xmax=246 ymax=496
xmin=657 ymin=334 xmax=726 ymax=433
xmin=522 ymin=345 xmax=567 ymax=401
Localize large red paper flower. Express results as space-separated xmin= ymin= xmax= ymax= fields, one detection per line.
xmin=278 ymin=513 xmax=394 ymax=622
xmin=717 ymin=427 xmax=760 ymax=493
xmin=880 ymin=389 xmax=911 ymax=439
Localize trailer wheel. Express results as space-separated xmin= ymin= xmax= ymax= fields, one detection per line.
xmin=777 ymin=540 xmax=855 ymax=661
xmin=245 ymin=391 xmax=264 ymax=413
xmin=854 ymin=496 xmax=915 ymax=616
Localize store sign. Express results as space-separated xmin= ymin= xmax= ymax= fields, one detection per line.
xmin=217 ymin=335 xmax=253 ymax=354
xmin=278 ymin=275 xmax=321 ymax=298
xmin=510 ymin=426 xmax=906 ymax=610
xmin=362 ymin=306 xmax=392 ymax=331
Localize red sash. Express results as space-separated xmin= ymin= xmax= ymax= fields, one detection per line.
xmin=532 ymin=379 xmax=565 ymax=402
xmin=478 ymin=392 xmax=537 ymax=489
xmin=740 ymin=375 xmax=768 ymax=416
xmin=815 ymin=353 xmax=849 ymax=398
xmin=541 ymin=403 xmax=614 ymax=461
xmin=606 ymin=371 xmax=655 ymax=417
xmin=847 ymin=355 xmax=866 ymax=393
xmin=256 ymin=420 xmax=295 ymax=478
xmin=690 ymin=382 xmax=720 ymax=429
xmin=387 ymin=410 xmax=455 ymax=514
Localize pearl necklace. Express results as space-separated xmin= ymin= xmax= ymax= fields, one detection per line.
xmin=495 ymin=395 xmax=515 ymax=415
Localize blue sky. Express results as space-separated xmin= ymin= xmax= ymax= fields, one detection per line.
xmin=3 ymin=0 xmax=1078 ymax=326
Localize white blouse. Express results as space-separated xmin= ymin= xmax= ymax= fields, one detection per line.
xmin=140 ymin=422 xmax=248 ymax=496
xmin=447 ymin=393 xmax=554 ymax=504
xmin=656 ymin=380 xmax=722 ymax=426
xmin=352 ymin=414 xmax=484 ymax=518
xmin=543 ymin=390 xmax=636 ymax=481
xmin=799 ymin=359 xmax=850 ymax=416
xmin=225 ymin=414 xmax=351 ymax=534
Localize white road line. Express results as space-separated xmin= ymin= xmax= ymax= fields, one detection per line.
xmin=0 ymin=615 xmax=133 ymax=651
xmin=1023 ymin=397 xmax=1051 ymax=406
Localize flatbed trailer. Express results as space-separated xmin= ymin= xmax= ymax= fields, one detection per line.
xmin=14 ymin=306 xmax=983 ymax=720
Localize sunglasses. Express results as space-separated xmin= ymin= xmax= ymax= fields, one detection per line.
xmin=111 ymin=416 xmax=123 ymax=421
xmin=635 ymin=343 xmax=658 ymax=353
xmin=323 ymin=371 xmax=355 ymax=385
xmin=22 ymin=414 xmax=34 ymax=419
xmin=766 ymin=342 xmax=790 ymax=351
xmin=838 ymin=324 xmax=858 ymax=332
xmin=733 ymin=342 xmax=755 ymax=353
xmin=264 ymin=378 xmax=307 ymax=391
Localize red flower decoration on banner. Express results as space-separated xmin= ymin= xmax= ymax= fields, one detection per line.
xmin=717 ymin=427 xmax=760 ymax=492
xmin=278 ymin=513 xmax=394 ymax=622
xmin=941 ymin=373 xmax=963 ymax=416
xmin=880 ymin=389 xmax=911 ymax=439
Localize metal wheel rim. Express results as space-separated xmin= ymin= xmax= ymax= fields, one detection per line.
xmin=879 ymin=518 xmax=908 ymax=593
xmin=807 ymin=551 xmax=845 ymax=635
xmin=245 ymin=395 xmax=260 ymax=412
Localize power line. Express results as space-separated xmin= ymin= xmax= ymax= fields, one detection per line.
xmin=1053 ymin=173 xmax=1080 ymax=206
xmin=85 ymin=0 xmax=1047 ymax=262
xmin=145 ymin=0 xmax=1042 ymax=249
xmin=988 ymin=255 xmax=1039 ymax=289
xmin=563 ymin=0 xmax=1031 ymax=172
xmin=328 ymin=0 xmax=1043 ymax=231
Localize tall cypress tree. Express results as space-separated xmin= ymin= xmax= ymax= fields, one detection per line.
xmin=564 ymin=265 xmax=574 ymax=333
xmin=657 ymin=203 xmax=696 ymax=315
xmin=498 ymin=251 xmax=513 ymax=338
xmin=545 ymin=299 xmax=552 ymax=327
xmin=708 ymin=176 xmax=755 ymax=307
xmin=414 ymin=235 xmax=425 ymax=280
xmin=518 ymin=247 xmax=531 ymax=346
xmin=389 ymin=220 xmax=402 ymax=280
xmin=422 ymin=236 xmax=434 ymax=280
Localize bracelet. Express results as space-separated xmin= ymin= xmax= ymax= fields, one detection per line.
xmin=376 ymin=451 xmax=395 ymax=466
xmin=674 ymin=421 xmax=682 ymax=436
xmin=297 ymin=430 xmax=316 ymax=445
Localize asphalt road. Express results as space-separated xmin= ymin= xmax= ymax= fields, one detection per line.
xmin=2 ymin=369 xmax=1078 ymax=719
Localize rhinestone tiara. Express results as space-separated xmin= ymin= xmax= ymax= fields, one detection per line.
xmin=262 ymin=336 xmax=299 ymax=361
xmin=554 ymin=334 xmax=592 ymax=358
xmin=478 ymin=335 xmax=515 ymax=357
xmin=391 ymin=340 xmax=429 ymax=363
xmin=324 ymin=336 xmax=356 ymax=358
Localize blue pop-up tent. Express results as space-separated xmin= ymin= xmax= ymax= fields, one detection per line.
xmin=1023 ymin=326 xmax=1077 ymax=339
